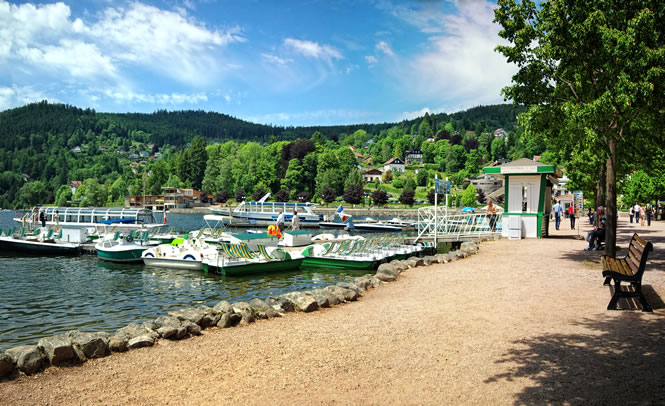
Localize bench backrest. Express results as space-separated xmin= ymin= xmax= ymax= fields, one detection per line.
xmin=626 ymin=233 xmax=653 ymax=277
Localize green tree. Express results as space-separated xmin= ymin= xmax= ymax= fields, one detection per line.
xmin=17 ymin=180 xmax=47 ymax=207
xmin=320 ymin=186 xmax=336 ymax=205
xmin=281 ymin=158 xmax=304 ymax=197
xmin=399 ymin=188 xmax=415 ymax=206
xmin=447 ymin=144 xmax=467 ymax=173
xmin=495 ymin=0 xmax=665 ymax=255
xmin=54 ymin=184 xmax=72 ymax=207
xmin=490 ymin=137 xmax=506 ymax=161
xmin=461 ymin=184 xmax=477 ymax=207
xmin=344 ymin=168 xmax=364 ymax=189
xmin=416 ymin=169 xmax=429 ymax=187
xmin=343 ymin=184 xmax=363 ymax=205
xmin=371 ymin=189 xmax=389 ymax=206
xmin=109 ymin=177 xmax=128 ymax=203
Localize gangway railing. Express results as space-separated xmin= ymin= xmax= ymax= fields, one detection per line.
xmin=415 ymin=206 xmax=502 ymax=243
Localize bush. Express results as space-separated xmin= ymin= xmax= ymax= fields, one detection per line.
xmin=235 ymin=189 xmax=246 ymax=203
xmin=274 ymin=189 xmax=290 ymax=202
xmin=371 ymin=189 xmax=389 ymax=206
xmin=321 ymin=186 xmax=336 ymax=204
xmin=215 ymin=190 xmax=229 ymax=204
xmin=399 ymin=189 xmax=415 ymax=206
xmin=252 ymin=187 xmax=267 ymax=201
xmin=343 ymin=184 xmax=363 ymax=205
xmin=392 ymin=178 xmax=404 ymax=189
xmin=427 ymin=189 xmax=444 ymax=205
xmin=296 ymin=191 xmax=312 ymax=202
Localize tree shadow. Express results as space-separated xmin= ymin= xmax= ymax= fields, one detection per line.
xmin=485 ymin=314 xmax=665 ymax=405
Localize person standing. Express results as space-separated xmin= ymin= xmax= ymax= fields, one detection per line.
xmin=552 ymin=200 xmax=563 ymax=230
xmin=486 ymin=200 xmax=498 ymax=232
xmin=640 ymin=204 xmax=646 ymax=226
xmin=646 ymin=203 xmax=652 ymax=226
xmin=39 ymin=209 xmax=46 ymax=228
xmin=291 ymin=210 xmax=300 ymax=231
xmin=629 ymin=206 xmax=634 ymax=223
xmin=568 ymin=204 xmax=575 ymax=230
xmin=276 ymin=210 xmax=285 ymax=232
xmin=633 ymin=203 xmax=641 ymax=224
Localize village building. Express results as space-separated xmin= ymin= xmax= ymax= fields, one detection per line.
xmin=363 ymin=168 xmax=383 ymax=183
xmin=383 ymin=157 xmax=405 ymax=173
xmin=405 ymin=149 xmax=423 ymax=164
xmin=69 ymin=181 xmax=82 ymax=196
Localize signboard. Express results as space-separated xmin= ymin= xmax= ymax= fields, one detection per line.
xmin=435 ymin=179 xmax=451 ymax=195
xmin=500 ymin=165 xmax=537 ymax=174
xmin=573 ymin=191 xmax=584 ymax=217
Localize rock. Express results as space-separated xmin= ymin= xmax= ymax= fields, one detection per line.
xmin=67 ymin=331 xmax=110 ymax=359
xmin=407 ymin=256 xmax=425 ymax=266
xmin=266 ymin=296 xmax=296 ymax=313
xmin=308 ymin=290 xmax=331 ymax=308
xmin=127 ymin=335 xmax=154 ymax=349
xmin=337 ymin=282 xmax=362 ymax=295
xmin=213 ymin=300 xmax=235 ymax=314
xmin=393 ymin=261 xmax=409 ymax=272
xmin=461 ymin=242 xmax=479 ymax=254
xmin=283 ymin=292 xmax=319 ymax=312
xmin=374 ymin=271 xmax=397 ymax=282
xmin=181 ymin=320 xmax=202 ymax=336
xmin=422 ymin=256 xmax=437 ymax=266
xmin=117 ymin=323 xmax=160 ymax=341
xmin=404 ymin=259 xmax=418 ymax=268
xmin=6 ymin=346 xmax=44 ymax=375
xmin=0 ymin=352 xmax=16 ymax=379
xmin=368 ymin=276 xmax=382 ymax=288
xmin=153 ymin=316 xmax=186 ymax=339
xmin=168 ymin=307 xmax=206 ymax=326
xmin=38 ymin=335 xmax=74 ymax=365
xmin=239 ymin=310 xmax=255 ymax=325
xmin=352 ymin=276 xmax=372 ymax=291
xmin=108 ymin=336 xmax=128 ymax=353
xmin=434 ymin=253 xmax=448 ymax=263
xmin=198 ymin=306 xmax=221 ymax=328
xmin=217 ymin=313 xmax=242 ymax=328
xmin=377 ymin=263 xmax=398 ymax=276
xmin=249 ymin=298 xmax=271 ymax=312
xmin=325 ymin=286 xmax=359 ymax=302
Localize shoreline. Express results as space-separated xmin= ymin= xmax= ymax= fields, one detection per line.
xmin=1 ymin=220 xmax=664 ymax=404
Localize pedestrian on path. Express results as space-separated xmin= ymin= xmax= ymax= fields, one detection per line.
xmin=646 ymin=203 xmax=653 ymax=226
xmin=634 ymin=203 xmax=642 ymax=224
xmin=568 ymin=204 xmax=575 ymax=230
xmin=553 ymin=200 xmax=563 ymax=230
xmin=630 ymin=206 xmax=634 ymax=223
xmin=640 ymin=204 xmax=646 ymax=226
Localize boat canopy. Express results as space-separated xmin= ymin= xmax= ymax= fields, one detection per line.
xmin=27 ymin=206 xmax=156 ymax=224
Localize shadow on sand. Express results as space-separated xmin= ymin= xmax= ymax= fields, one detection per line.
xmin=485 ymin=315 xmax=665 ymax=404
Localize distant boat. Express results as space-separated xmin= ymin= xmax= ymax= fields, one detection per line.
xmin=387 ymin=218 xmax=415 ymax=228
xmin=0 ymin=227 xmax=82 ymax=256
xmin=210 ymin=193 xmax=320 ymax=227
xmin=347 ymin=221 xmax=402 ymax=232
xmin=16 ymin=207 xmax=162 ymax=231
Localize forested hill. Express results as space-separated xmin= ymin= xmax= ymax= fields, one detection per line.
xmin=0 ymin=101 xmax=522 ymax=148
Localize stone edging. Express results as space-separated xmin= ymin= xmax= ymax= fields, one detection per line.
xmin=0 ymin=240 xmax=488 ymax=381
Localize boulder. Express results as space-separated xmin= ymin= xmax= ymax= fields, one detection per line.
xmin=374 ymin=271 xmax=397 ymax=282
xmin=325 ymin=286 xmax=359 ymax=302
xmin=266 ymin=296 xmax=296 ymax=313
xmin=283 ymin=292 xmax=319 ymax=312
xmin=213 ymin=300 xmax=235 ymax=314
xmin=168 ymin=307 xmax=206 ymax=326
xmin=67 ymin=331 xmax=110 ymax=359
xmin=6 ymin=345 xmax=44 ymax=375
xmin=407 ymin=257 xmax=425 ymax=267
xmin=154 ymin=316 xmax=187 ymax=339
xmin=394 ymin=261 xmax=409 ymax=272
xmin=317 ymin=288 xmax=343 ymax=306
xmin=337 ymin=282 xmax=362 ymax=295
xmin=181 ymin=320 xmax=202 ymax=336
xmin=461 ymin=242 xmax=479 ymax=254
xmin=404 ymin=259 xmax=418 ymax=268
xmin=217 ymin=313 xmax=242 ymax=328
xmin=127 ymin=335 xmax=154 ymax=350
xmin=377 ymin=263 xmax=398 ymax=277
xmin=38 ymin=335 xmax=75 ymax=365
xmin=197 ymin=306 xmax=221 ymax=328
xmin=109 ymin=336 xmax=128 ymax=353
xmin=352 ymin=276 xmax=372 ymax=292
xmin=0 ymin=352 xmax=16 ymax=379
xmin=308 ymin=290 xmax=331 ymax=308
xmin=422 ymin=256 xmax=437 ymax=266
xmin=368 ymin=276 xmax=382 ymax=288
xmin=239 ymin=309 xmax=255 ymax=325
xmin=249 ymin=298 xmax=271 ymax=312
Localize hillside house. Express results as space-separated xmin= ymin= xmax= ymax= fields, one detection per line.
xmin=69 ymin=181 xmax=82 ymax=195
xmin=363 ymin=168 xmax=383 ymax=183
xmin=383 ymin=157 xmax=405 ymax=173
xmin=405 ymin=150 xmax=423 ymax=164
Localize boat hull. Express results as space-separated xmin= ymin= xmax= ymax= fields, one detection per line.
xmin=0 ymin=237 xmax=81 ymax=256
xmin=142 ymin=257 xmax=203 ymax=270
xmin=350 ymin=224 xmax=402 ymax=232
xmin=302 ymin=256 xmax=383 ymax=270
xmin=205 ymin=258 xmax=304 ymax=276
xmin=96 ymin=247 xmax=146 ymax=263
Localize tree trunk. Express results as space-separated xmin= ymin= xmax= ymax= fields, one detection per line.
xmin=595 ymin=163 xmax=607 ymax=209
xmin=605 ymin=140 xmax=617 ymax=257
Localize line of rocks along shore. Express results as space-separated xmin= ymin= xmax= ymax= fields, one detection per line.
xmin=0 ymin=239 xmax=490 ymax=382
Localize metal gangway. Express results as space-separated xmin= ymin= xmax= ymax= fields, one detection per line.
xmin=414 ymin=206 xmax=503 ymax=244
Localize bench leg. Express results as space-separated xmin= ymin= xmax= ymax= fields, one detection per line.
xmin=607 ymin=280 xmax=621 ymax=310
xmin=603 ymin=276 xmax=612 ymax=286
xmin=634 ymin=282 xmax=653 ymax=313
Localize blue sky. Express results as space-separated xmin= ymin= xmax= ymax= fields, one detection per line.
xmin=0 ymin=0 xmax=516 ymax=126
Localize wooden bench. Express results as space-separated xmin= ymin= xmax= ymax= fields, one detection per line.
xmin=601 ymin=233 xmax=653 ymax=312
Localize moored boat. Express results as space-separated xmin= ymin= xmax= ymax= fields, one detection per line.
xmin=210 ymin=193 xmax=320 ymax=227
xmin=203 ymin=243 xmax=303 ymax=276
xmin=0 ymin=227 xmax=82 ymax=256
xmin=17 ymin=207 xmax=162 ymax=231
xmin=141 ymin=238 xmax=216 ymax=270
xmin=95 ymin=233 xmax=150 ymax=263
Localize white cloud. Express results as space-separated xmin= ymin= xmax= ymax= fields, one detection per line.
xmin=399 ymin=107 xmax=433 ymax=121
xmin=0 ymin=84 xmax=56 ymax=110
xmin=378 ymin=0 xmax=448 ymax=34
xmin=365 ymin=55 xmax=378 ymax=65
xmin=261 ymin=53 xmax=291 ymax=65
xmin=284 ymin=38 xmax=343 ymax=61
xmin=102 ymin=89 xmax=208 ymax=105
xmin=247 ymin=108 xmax=370 ymax=126
xmin=404 ymin=0 xmax=517 ymax=110
xmin=376 ymin=41 xmax=394 ymax=56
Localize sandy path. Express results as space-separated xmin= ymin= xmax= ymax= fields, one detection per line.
xmin=2 ymin=218 xmax=665 ymax=405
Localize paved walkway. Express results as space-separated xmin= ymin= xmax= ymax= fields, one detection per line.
xmin=2 ymin=217 xmax=664 ymax=405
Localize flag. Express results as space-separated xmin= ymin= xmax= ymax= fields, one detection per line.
xmin=163 ymin=211 xmax=167 ymax=224
xmin=336 ymin=204 xmax=350 ymax=222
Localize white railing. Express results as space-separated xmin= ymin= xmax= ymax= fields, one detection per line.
xmin=415 ymin=206 xmax=503 ymax=242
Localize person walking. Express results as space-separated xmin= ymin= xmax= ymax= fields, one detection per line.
xmin=552 ymin=200 xmax=563 ymax=230
xmin=640 ymin=204 xmax=646 ymax=226
xmin=633 ymin=203 xmax=641 ymax=224
xmin=568 ymin=204 xmax=575 ymax=230
xmin=629 ymin=206 xmax=634 ymax=223
xmin=276 ymin=210 xmax=285 ymax=233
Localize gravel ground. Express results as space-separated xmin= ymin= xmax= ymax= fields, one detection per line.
xmin=2 ymin=217 xmax=665 ymax=405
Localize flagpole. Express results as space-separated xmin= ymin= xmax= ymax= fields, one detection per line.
xmin=434 ymin=174 xmax=438 ymax=250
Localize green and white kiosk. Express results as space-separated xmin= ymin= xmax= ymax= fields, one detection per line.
xmin=483 ymin=158 xmax=562 ymax=239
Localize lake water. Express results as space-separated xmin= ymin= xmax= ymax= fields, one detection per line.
xmin=0 ymin=210 xmax=372 ymax=351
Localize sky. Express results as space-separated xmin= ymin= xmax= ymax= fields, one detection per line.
xmin=0 ymin=0 xmax=517 ymax=126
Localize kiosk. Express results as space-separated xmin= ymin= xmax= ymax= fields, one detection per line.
xmin=483 ymin=158 xmax=562 ymax=238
